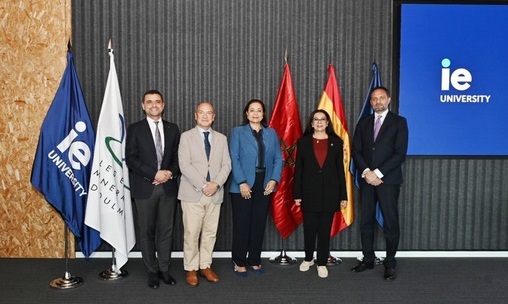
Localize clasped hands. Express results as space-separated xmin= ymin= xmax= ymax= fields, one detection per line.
xmin=152 ymin=170 xmax=173 ymax=185
xmin=364 ymin=170 xmax=383 ymax=186
xmin=202 ymin=181 xmax=219 ymax=197
xmin=295 ymin=199 xmax=348 ymax=209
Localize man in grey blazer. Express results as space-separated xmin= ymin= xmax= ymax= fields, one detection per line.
xmin=178 ymin=102 xmax=231 ymax=287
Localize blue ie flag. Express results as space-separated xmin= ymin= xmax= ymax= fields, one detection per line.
xmin=30 ymin=50 xmax=101 ymax=257
xmin=350 ymin=62 xmax=384 ymax=228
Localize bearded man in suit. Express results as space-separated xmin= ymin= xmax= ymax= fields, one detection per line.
xmin=351 ymin=86 xmax=408 ymax=281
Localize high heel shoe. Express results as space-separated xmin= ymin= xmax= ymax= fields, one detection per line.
xmin=250 ymin=265 xmax=264 ymax=275
xmin=232 ymin=261 xmax=248 ymax=278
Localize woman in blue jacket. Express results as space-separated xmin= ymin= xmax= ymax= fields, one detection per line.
xmin=229 ymin=99 xmax=282 ymax=277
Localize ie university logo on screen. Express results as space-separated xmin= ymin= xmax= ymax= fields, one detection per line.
xmin=439 ymin=58 xmax=491 ymax=104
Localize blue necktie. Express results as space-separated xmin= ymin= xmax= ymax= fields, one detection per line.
xmin=204 ymin=131 xmax=211 ymax=181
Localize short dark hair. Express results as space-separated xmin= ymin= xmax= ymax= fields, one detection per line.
xmin=242 ymin=99 xmax=268 ymax=127
xmin=142 ymin=89 xmax=164 ymax=102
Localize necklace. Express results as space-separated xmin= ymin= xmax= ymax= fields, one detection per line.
xmin=313 ymin=137 xmax=326 ymax=144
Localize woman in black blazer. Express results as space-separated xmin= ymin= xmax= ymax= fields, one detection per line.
xmin=293 ymin=109 xmax=347 ymax=278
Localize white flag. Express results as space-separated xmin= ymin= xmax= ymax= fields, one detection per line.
xmin=85 ymin=48 xmax=135 ymax=269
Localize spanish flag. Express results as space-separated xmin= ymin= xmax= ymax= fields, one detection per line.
xmin=317 ymin=64 xmax=354 ymax=237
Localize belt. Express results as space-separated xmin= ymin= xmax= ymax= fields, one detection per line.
xmin=255 ymin=167 xmax=266 ymax=173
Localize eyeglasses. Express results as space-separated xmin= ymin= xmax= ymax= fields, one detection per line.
xmin=313 ymin=118 xmax=327 ymax=122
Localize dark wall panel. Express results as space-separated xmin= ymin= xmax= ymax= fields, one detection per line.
xmin=72 ymin=0 xmax=507 ymax=252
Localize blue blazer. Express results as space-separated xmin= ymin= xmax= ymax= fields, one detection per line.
xmin=229 ymin=124 xmax=283 ymax=193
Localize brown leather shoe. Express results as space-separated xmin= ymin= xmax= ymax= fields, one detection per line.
xmin=186 ymin=270 xmax=199 ymax=287
xmin=199 ymin=267 xmax=220 ymax=283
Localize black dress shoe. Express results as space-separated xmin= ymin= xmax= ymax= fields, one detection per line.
xmin=384 ymin=267 xmax=397 ymax=281
xmin=351 ymin=262 xmax=374 ymax=272
xmin=158 ymin=271 xmax=177 ymax=285
xmin=147 ymin=272 xmax=160 ymax=289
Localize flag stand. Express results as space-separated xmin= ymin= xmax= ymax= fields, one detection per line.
xmin=326 ymin=254 xmax=342 ymax=267
xmin=269 ymin=239 xmax=297 ymax=265
xmin=99 ymin=249 xmax=128 ymax=280
xmin=269 ymin=250 xmax=297 ymax=265
xmin=356 ymin=255 xmax=385 ymax=266
xmin=49 ymin=227 xmax=84 ymax=289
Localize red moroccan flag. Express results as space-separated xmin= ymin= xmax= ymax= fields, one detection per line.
xmin=317 ymin=64 xmax=354 ymax=237
xmin=269 ymin=63 xmax=303 ymax=239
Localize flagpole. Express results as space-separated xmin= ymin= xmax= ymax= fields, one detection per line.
xmin=42 ymin=41 xmax=84 ymax=288
xmin=353 ymin=62 xmax=384 ymax=267
xmin=96 ymin=39 xmax=130 ymax=280
xmin=268 ymin=51 xmax=300 ymax=266
xmin=49 ymin=227 xmax=84 ymax=289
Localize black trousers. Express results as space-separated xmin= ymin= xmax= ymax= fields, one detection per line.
xmin=302 ymin=211 xmax=335 ymax=266
xmin=134 ymin=185 xmax=177 ymax=273
xmin=231 ymin=172 xmax=270 ymax=267
xmin=359 ymin=182 xmax=401 ymax=269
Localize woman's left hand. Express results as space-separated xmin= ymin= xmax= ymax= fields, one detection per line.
xmin=263 ymin=180 xmax=277 ymax=196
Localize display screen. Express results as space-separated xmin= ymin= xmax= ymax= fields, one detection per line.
xmin=397 ymin=2 xmax=508 ymax=156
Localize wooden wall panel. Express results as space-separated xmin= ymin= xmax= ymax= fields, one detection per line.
xmin=0 ymin=0 xmax=72 ymax=257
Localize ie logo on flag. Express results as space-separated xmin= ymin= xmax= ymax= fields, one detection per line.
xmin=56 ymin=121 xmax=92 ymax=170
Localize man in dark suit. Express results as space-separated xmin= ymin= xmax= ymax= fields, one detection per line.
xmin=126 ymin=89 xmax=180 ymax=289
xmin=351 ymin=86 xmax=408 ymax=281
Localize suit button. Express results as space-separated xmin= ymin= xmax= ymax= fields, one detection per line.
xmin=318 ymin=170 xmax=322 ymax=173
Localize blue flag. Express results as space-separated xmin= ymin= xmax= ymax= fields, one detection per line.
xmin=30 ymin=50 xmax=101 ymax=257
xmin=350 ymin=62 xmax=384 ymax=228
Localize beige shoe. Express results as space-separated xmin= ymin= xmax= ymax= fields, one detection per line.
xmin=317 ymin=266 xmax=328 ymax=278
xmin=299 ymin=260 xmax=314 ymax=272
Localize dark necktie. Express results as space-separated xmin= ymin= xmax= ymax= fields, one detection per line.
xmin=154 ymin=121 xmax=163 ymax=169
xmin=204 ymin=131 xmax=211 ymax=181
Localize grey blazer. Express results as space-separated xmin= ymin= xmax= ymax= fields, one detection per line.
xmin=177 ymin=127 xmax=231 ymax=204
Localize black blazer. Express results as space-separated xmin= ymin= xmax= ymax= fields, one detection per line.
xmin=293 ymin=135 xmax=347 ymax=213
xmin=352 ymin=111 xmax=408 ymax=185
xmin=126 ymin=118 xmax=180 ymax=199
